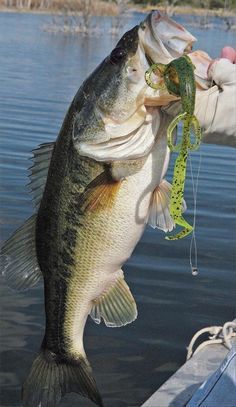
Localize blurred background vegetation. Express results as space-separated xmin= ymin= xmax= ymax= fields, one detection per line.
xmin=132 ymin=0 xmax=236 ymax=9
xmin=0 ymin=0 xmax=236 ymax=13
xmin=0 ymin=0 xmax=235 ymax=35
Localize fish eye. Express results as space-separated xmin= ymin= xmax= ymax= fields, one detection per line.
xmin=110 ymin=47 xmax=127 ymax=64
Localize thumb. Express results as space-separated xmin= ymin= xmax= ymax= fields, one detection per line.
xmin=220 ymin=46 xmax=236 ymax=63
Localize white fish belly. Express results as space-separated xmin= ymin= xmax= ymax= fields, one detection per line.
xmin=66 ymin=132 xmax=168 ymax=352
xmin=103 ymin=132 xmax=168 ymax=273
xmin=74 ymin=131 xmax=168 ymax=295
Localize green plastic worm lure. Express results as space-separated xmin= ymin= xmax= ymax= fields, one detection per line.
xmin=145 ymin=55 xmax=201 ymax=240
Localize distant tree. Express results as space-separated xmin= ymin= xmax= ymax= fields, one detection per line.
xmin=165 ymin=0 xmax=180 ymax=16
xmin=209 ymin=0 xmax=224 ymax=7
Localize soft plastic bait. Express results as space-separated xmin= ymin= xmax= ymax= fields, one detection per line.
xmin=145 ymin=55 xmax=201 ymax=240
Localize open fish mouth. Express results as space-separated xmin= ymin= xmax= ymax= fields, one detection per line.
xmin=139 ymin=10 xmax=196 ymax=66
xmin=138 ymin=10 xmax=211 ymax=103
xmin=134 ymin=10 xmax=196 ymax=109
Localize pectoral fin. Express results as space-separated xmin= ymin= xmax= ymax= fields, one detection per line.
xmin=148 ymin=179 xmax=186 ymax=233
xmin=1 ymin=215 xmax=41 ymax=291
xmin=81 ymin=171 xmax=122 ymax=212
xmin=90 ymin=274 xmax=137 ymax=328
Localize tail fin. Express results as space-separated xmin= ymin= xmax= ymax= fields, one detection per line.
xmin=22 ymin=348 xmax=103 ymax=407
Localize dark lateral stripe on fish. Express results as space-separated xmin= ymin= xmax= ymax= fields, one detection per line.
xmin=43 ymin=278 xmax=70 ymax=355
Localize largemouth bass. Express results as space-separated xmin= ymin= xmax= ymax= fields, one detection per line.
xmin=1 ymin=11 xmax=206 ymax=407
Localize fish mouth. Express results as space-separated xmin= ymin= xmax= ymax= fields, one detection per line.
xmin=139 ymin=10 xmax=196 ymax=65
xmin=136 ymin=10 xmax=198 ymax=106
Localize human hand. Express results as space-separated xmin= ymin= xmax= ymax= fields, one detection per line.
xmin=196 ymin=45 xmax=236 ymax=147
xmin=220 ymin=46 xmax=236 ymax=63
xmin=207 ymin=46 xmax=236 ymax=79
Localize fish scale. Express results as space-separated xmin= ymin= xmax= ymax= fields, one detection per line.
xmin=40 ymin=122 xmax=169 ymax=360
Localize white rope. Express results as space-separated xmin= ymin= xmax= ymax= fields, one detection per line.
xmin=186 ymin=320 xmax=236 ymax=360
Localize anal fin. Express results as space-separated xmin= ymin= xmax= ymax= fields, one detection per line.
xmin=148 ymin=179 xmax=186 ymax=233
xmin=90 ymin=274 xmax=137 ymax=328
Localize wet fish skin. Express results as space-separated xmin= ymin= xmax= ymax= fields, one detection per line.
xmin=25 ymin=25 xmax=151 ymax=407
xmin=72 ymin=26 xmax=142 ymax=145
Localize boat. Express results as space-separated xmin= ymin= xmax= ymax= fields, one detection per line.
xmin=142 ymin=320 xmax=236 ymax=406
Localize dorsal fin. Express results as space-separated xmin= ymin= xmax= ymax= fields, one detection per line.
xmin=28 ymin=142 xmax=55 ymax=209
xmin=1 ymin=215 xmax=41 ymax=291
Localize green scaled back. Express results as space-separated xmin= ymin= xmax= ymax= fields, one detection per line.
xmin=145 ymin=55 xmax=202 ymax=240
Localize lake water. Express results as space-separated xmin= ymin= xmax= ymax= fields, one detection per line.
xmin=0 ymin=10 xmax=235 ymax=407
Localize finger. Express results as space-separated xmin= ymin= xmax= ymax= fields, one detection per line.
xmin=207 ymin=58 xmax=222 ymax=78
xmin=220 ymin=46 xmax=236 ymax=63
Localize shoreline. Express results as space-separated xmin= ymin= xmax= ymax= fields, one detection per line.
xmin=135 ymin=5 xmax=236 ymax=17
xmin=0 ymin=5 xmax=235 ymax=18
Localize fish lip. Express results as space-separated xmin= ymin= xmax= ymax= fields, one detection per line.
xmin=145 ymin=10 xmax=159 ymax=44
xmin=145 ymin=52 xmax=154 ymax=67
xmin=141 ymin=10 xmax=196 ymax=62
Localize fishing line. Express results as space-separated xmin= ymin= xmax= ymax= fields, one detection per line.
xmin=189 ymin=76 xmax=213 ymax=276
xmin=189 ymin=150 xmax=202 ymax=276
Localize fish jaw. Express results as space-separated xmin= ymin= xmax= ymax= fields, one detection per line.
xmin=139 ymin=12 xmax=213 ymax=102
xmin=139 ymin=10 xmax=196 ymax=65
xmin=134 ymin=11 xmax=197 ymax=107
xmin=188 ymin=50 xmax=212 ymax=89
